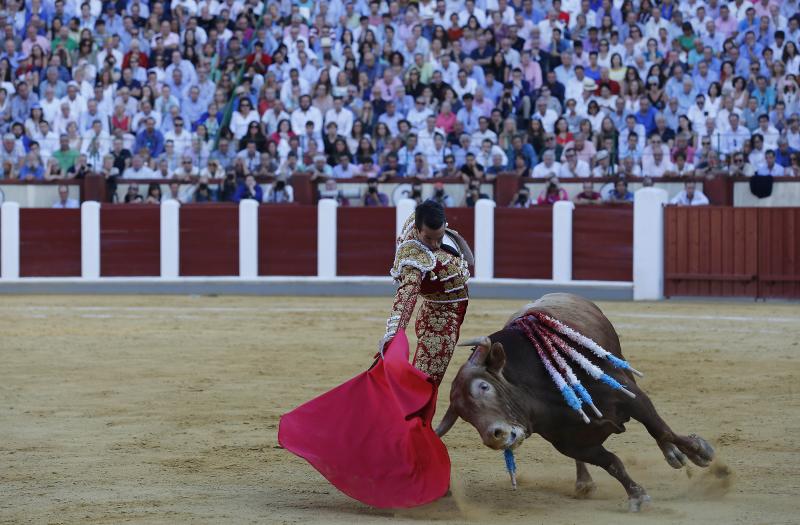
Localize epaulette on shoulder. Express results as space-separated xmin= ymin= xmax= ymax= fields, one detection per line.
xmin=390 ymin=240 xmax=436 ymax=279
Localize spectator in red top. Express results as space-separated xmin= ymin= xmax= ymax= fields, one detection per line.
xmin=245 ymin=41 xmax=272 ymax=74
xmin=537 ymin=177 xmax=570 ymax=205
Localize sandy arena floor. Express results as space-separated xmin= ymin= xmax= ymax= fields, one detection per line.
xmin=1 ymin=295 xmax=799 ymax=525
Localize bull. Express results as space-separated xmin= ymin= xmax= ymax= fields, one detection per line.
xmin=436 ymin=293 xmax=715 ymax=511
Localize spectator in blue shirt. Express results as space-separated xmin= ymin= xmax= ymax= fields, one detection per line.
xmin=506 ymin=134 xmax=538 ymax=169
xmin=233 ymin=174 xmax=263 ymax=203
xmin=19 ymin=153 xmax=44 ymax=180
xmin=635 ymin=97 xmax=658 ymax=135
xmin=134 ymin=117 xmax=165 ymax=157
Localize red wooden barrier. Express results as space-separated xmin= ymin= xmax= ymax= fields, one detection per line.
xmin=180 ymin=204 xmax=239 ymax=276
xmin=758 ymin=208 xmax=800 ymax=298
xmin=664 ymin=207 xmax=759 ymax=297
xmin=19 ymin=209 xmax=82 ymax=277
xmin=100 ymin=205 xmax=160 ymax=276
xmin=258 ymin=205 xmax=317 ymax=276
xmin=444 ymin=207 xmax=475 ymax=250
xmin=572 ymin=206 xmax=633 ymax=281
xmin=494 ymin=208 xmax=552 ymax=279
xmin=337 ymin=207 xmax=395 ymax=276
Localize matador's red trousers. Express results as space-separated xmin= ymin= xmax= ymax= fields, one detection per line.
xmin=412 ymin=300 xmax=468 ymax=386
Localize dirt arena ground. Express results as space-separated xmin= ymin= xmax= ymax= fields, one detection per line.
xmin=1 ymin=295 xmax=798 ymax=525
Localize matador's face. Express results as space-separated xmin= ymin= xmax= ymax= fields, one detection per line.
xmin=417 ymin=224 xmax=445 ymax=251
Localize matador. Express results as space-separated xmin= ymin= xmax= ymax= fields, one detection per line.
xmin=380 ymin=201 xmax=473 ymax=386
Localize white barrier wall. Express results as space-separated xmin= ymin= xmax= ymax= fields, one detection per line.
xmin=317 ymin=198 xmax=338 ymax=278
xmin=0 ymin=197 xmax=671 ymax=300
xmin=81 ymin=202 xmax=101 ymax=278
xmin=160 ymin=199 xmax=180 ymax=278
xmin=633 ymin=188 xmax=669 ymax=300
xmin=1 ymin=201 xmax=20 ymax=279
xmin=474 ymin=199 xmax=495 ymax=280
xmin=552 ymin=201 xmax=574 ymax=282
xmin=239 ymin=199 xmax=259 ymax=278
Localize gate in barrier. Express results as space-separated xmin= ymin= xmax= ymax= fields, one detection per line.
xmin=664 ymin=207 xmax=799 ymax=299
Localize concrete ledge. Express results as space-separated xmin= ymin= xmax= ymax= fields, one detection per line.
xmin=0 ymin=276 xmax=633 ymax=301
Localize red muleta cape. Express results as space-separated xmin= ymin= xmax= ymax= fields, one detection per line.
xmin=278 ymin=331 xmax=450 ymax=508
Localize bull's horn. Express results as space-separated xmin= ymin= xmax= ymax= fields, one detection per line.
xmin=458 ymin=336 xmax=491 ymax=347
xmin=435 ymin=405 xmax=459 ymax=437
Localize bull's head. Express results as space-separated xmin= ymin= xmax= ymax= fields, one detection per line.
xmin=436 ymin=337 xmax=528 ymax=450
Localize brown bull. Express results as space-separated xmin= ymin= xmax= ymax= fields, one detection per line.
xmin=436 ymin=293 xmax=715 ymax=511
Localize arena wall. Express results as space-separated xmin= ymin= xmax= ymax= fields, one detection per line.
xmin=0 ymin=196 xmax=797 ymax=300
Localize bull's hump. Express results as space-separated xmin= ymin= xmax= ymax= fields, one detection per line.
xmin=506 ymin=293 xmax=623 ymax=359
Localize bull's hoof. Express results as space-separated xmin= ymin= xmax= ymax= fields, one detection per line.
xmin=685 ymin=434 xmax=715 ymax=467
xmin=628 ymin=493 xmax=651 ymax=512
xmin=574 ymin=480 xmax=597 ymax=499
xmin=661 ymin=443 xmax=688 ymax=469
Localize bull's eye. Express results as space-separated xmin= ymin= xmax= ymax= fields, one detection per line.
xmin=471 ymin=379 xmax=493 ymax=398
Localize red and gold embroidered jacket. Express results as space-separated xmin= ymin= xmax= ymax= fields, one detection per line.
xmin=381 ymin=214 xmax=473 ymax=349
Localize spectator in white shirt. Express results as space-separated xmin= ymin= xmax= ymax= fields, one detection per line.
xmin=670 ymin=181 xmax=710 ymax=205
xmin=164 ymin=117 xmax=193 ymax=155
xmin=559 ymin=148 xmax=592 ymax=177
xmin=719 ymin=113 xmax=752 ymax=155
xmin=80 ymin=120 xmax=111 ymax=161
xmin=755 ymin=114 xmax=780 ymax=150
xmin=642 ymin=147 xmax=677 ymax=177
xmin=532 ymin=149 xmax=562 ymax=178
xmin=122 ymin=155 xmax=155 ymax=179
xmin=452 ymin=69 xmax=478 ymax=99
xmin=261 ymin=100 xmax=290 ymax=135
xmin=756 ymin=150 xmax=786 ymax=177
xmin=229 ymin=98 xmax=259 ymax=140
xmin=406 ymin=97 xmax=433 ymax=130
xmin=324 ymin=96 xmax=354 ymax=137
xmin=52 ymin=185 xmax=80 ymax=209
xmin=531 ymin=96 xmax=559 ymax=133
xmin=332 ymin=154 xmax=358 ymax=178
xmin=471 ymin=117 xmax=498 ymax=147
xmin=290 ymin=95 xmax=323 ymax=136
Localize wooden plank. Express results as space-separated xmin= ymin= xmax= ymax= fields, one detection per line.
xmin=674 ymin=207 xmax=689 ymax=296
xmin=665 ymin=273 xmax=756 ymax=281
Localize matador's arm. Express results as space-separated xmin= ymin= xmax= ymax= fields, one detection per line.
xmin=381 ymin=265 xmax=423 ymax=350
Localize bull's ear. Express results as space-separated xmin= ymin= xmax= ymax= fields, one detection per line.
xmin=486 ymin=342 xmax=506 ymax=374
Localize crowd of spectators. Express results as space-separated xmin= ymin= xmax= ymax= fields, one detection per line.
xmin=0 ymin=0 xmax=798 ymax=206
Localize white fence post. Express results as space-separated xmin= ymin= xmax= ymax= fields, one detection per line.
xmin=395 ymin=198 xmax=416 ymax=238
xmin=317 ymin=198 xmax=338 ymax=278
xmin=160 ymin=199 xmax=180 ymax=278
xmin=81 ymin=201 xmax=101 ymax=278
xmin=633 ymin=188 xmax=668 ymax=300
xmin=1 ymin=201 xmax=20 ymax=279
xmin=552 ymin=200 xmax=575 ymax=282
xmin=474 ymin=199 xmax=495 ymax=280
xmin=239 ymin=199 xmax=259 ymax=278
